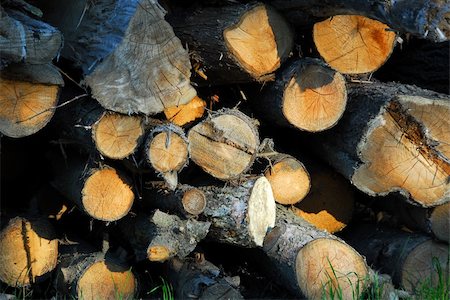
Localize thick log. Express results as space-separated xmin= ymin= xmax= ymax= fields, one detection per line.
xmin=51 ymin=156 xmax=134 ymax=221
xmin=145 ymin=124 xmax=189 ymax=190
xmin=0 ymin=5 xmax=62 ymax=68
xmin=262 ymin=205 xmax=369 ymax=299
xmin=313 ymin=15 xmax=397 ymax=74
xmin=344 ymin=223 xmax=449 ymax=293
xmin=188 ymin=109 xmax=260 ymax=180
xmin=0 ymin=216 xmax=58 ymax=287
xmin=311 ymin=81 xmax=450 ymax=207
xmin=167 ymin=255 xmax=243 ymax=299
xmin=0 ymin=64 xmax=63 ymax=138
xmin=258 ymin=58 xmax=347 ymax=132
xmin=145 ymin=177 xmax=276 ymax=247
xmin=271 ymin=0 xmax=450 ymax=42
xmin=118 ymin=210 xmax=210 ymax=262
xmin=54 ymin=243 xmax=136 ymax=299
xmin=291 ymin=159 xmax=355 ymax=234
xmin=168 ymin=2 xmax=294 ymax=84
xmin=40 ymin=0 xmax=196 ymax=115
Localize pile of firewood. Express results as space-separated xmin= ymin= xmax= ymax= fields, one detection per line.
xmin=0 ymin=0 xmax=448 ymax=299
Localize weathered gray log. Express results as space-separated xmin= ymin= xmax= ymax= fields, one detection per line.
xmin=0 ymin=4 xmax=62 ymax=68
xmin=310 ymin=81 xmax=450 ymax=207
xmin=117 ymin=210 xmax=210 ymax=262
xmin=258 ymin=58 xmax=347 ymax=132
xmin=343 ymin=223 xmax=449 ymax=293
xmin=262 ymin=205 xmax=369 ymax=299
xmin=168 ymin=2 xmax=294 ymax=84
xmin=271 ymin=0 xmax=450 ymax=42
xmin=39 ymin=0 xmax=196 ymax=115
xmin=167 ymin=256 xmax=243 ymax=299
xmin=54 ymin=243 xmax=137 ymax=299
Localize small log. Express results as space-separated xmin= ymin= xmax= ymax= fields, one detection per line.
xmin=344 ymin=223 xmax=449 ymax=293
xmin=145 ymin=177 xmax=276 ymax=247
xmin=188 ymin=109 xmax=260 ymax=180
xmin=258 ymin=58 xmax=347 ymax=132
xmin=169 ymin=2 xmax=294 ymax=84
xmin=0 ymin=216 xmax=58 ymax=287
xmin=40 ymin=0 xmax=196 ymax=115
xmin=271 ymin=0 xmax=450 ymax=42
xmin=145 ymin=124 xmax=189 ymax=190
xmin=51 ymin=156 xmax=134 ymax=221
xmin=311 ymin=82 xmax=450 ymax=207
xmin=167 ymin=255 xmax=243 ymax=299
xmin=0 ymin=5 xmax=62 ymax=67
xmin=263 ymin=206 xmax=369 ymax=299
xmin=313 ymin=15 xmax=397 ymax=74
xmin=55 ymin=243 xmax=136 ymax=300
xmin=0 ymin=64 xmax=63 ymax=138
xmin=118 ymin=210 xmax=210 ymax=262
xmin=164 ymin=96 xmax=206 ymax=126
xmin=291 ymin=160 xmax=355 ymax=234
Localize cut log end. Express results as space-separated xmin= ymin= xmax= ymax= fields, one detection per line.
xmin=147 ymin=131 xmax=189 ymax=174
xmin=81 ymin=168 xmax=134 ymax=221
xmin=430 ymin=202 xmax=450 ymax=243
xmin=223 ymin=4 xmax=293 ymax=80
xmin=283 ymin=62 xmax=347 ymax=132
xmin=188 ymin=111 xmax=259 ymax=180
xmin=0 ymin=217 xmax=58 ymax=287
xmin=296 ymin=238 xmax=369 ymax=300
xmin=147 ymin=245 xmax=171 ymax=262
xmin=0 ymin=80 xmax=60 ymax=138
xmin=313 ymin=15 xmax=396 ymax=74
xmin=182 ymin=188 xmax=207 ymax=215
xmin=92 ymin=113 xmax=144 ymax=159
xmin=264 ymin=157 xmax=310 ymax=205
xmin=401 ymin=240 xmax=449 ymax=293
xmin=353 ymin=95 xmax=450 ymax=207
xmin=164 ymin=96 xmax=206 ymax=126
xmin=247 ymin=177 xmax=276 ymax=246
xmin=77 ymin=260 xmax=136 ymax=300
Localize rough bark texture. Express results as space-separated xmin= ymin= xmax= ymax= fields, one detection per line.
xmin=271 ymin=0 xmax=450 ymax=42
xmin=311 ymin=81 xmax=450 ymax=207
xmin=118 ymin=210 xmax=210 ymax=262
xmin=343 ymin=223 xmax=449 ymax=292
xmin=262 ymin=205 xmax=368 ymax=299
xmin=168 ymin=2 xmax=293 ymax=84
xmin=167 ymin=256 xmax=243 ymax=299
xmin=258 ymin=58 xmax=347 ymax=132
xmin=0 ymin=4 xmax=62 ymax=68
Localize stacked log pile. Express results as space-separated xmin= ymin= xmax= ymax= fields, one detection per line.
xmin=1 ymin=0 xmax=448 ymax=299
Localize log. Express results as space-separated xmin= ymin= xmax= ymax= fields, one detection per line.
xmin=344 ymin=223 xmax=449 ymax=293
xmin=167 ymin=255 xmax=243 ymax=299
xmin=0 ymin=5 xmax=62 ymax=68
xmin=313 ymin=15 xmax=397 ymax=74
xmin=145 ymin=177 xmax=276 ymax=247
xmin=311 ymin=81 xmax=450 ymax=207
xmin=262 ymin=206 xmax=369 ymax=299
xmin=291 ymin=159 xmax=355 ymax=233
xmin=117 ymin=210 xmax=210 ymax=262
xmin=0 ymin=216 xmax=58 ymax=287
xmin=164 ymin=96 xmax=206 ymax=126
xmin=258 ymin=58 xmax=347 ymax=132
xmin=271 ymin=0 xmax=450 ymax=42
xmin=145 ymin=124 xmax=189 ymax=190
xmin=0 ymin=64 xmax=63 ymax=138
xmin=168 ymin=2 xmax=294 ymax=84
xmin=54 ymin=243 xmax=136 ymax=300
xmin=40 ymin=0 xmax=196 ymax=115
xmin=51 ymin=156 xmax=134 ymax=221
xmin=188 ymin=109 xmax=260 ymax=180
